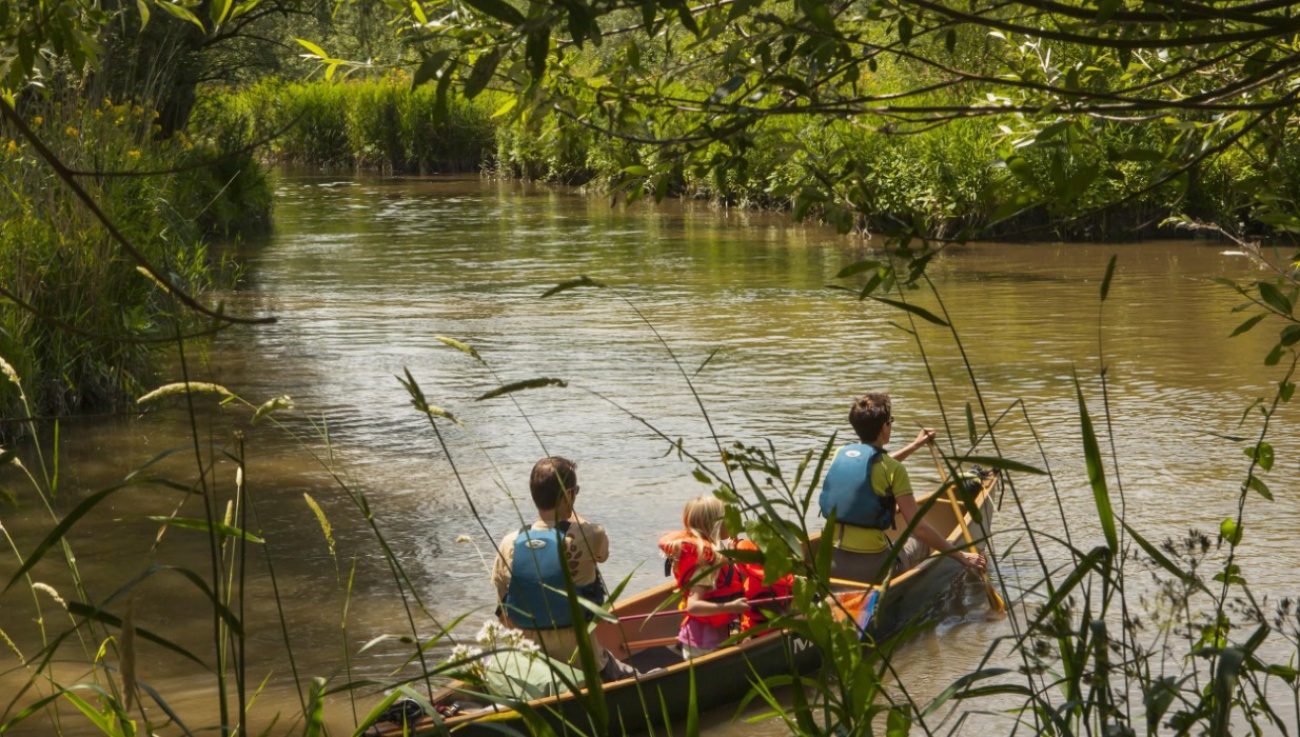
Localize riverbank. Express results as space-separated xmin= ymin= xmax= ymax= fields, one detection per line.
xmin=0 ymin=93 xmax=273 ymax=436
xmin=197 ymin=77 xmax=1281 ymax=242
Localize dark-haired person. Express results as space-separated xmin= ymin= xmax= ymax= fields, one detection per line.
xmin=820 ymin=392 xmax=986 ymax=585
xmin=491 ymin=456 xmax=637 ymax=682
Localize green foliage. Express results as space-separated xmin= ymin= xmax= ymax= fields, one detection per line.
xmin=0 ymin=91 xmax=271 ymax=431
xmin=196 ymin=77 xmax=499 ymax=173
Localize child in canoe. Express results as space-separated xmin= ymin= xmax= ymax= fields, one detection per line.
xmin=659 ymin=496 xmax=750 ymax=658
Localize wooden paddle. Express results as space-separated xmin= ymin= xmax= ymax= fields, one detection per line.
xmin=928 ymin=442 xmax=1007 ymax=613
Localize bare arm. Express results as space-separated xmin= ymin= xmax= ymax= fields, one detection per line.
xmin=684 ymin=584 xmax=749 ymax=616
xmin=895 ymin=494 xmax=986 ymax=572
xmin=890 ymin=428 xmax=936 ymax=462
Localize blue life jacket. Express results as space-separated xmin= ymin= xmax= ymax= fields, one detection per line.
xmin=502 ymin=524 xmax=606 ymax=630
xmin=818 ymin=444 xmax=896 ymax=529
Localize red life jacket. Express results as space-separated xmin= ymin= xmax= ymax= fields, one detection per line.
xmin=732 ymin=539 xmax=794 ymax=633
xmin=658 ymin=532 xmax=744 ymax=627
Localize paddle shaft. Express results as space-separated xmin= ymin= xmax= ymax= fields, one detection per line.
xmin=928 ymin=442 xmax=1006 ymax=611
xmin=617 ymin=594 xmax=796 ymax=623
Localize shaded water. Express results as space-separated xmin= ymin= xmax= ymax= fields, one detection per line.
xmin=2 ymin=174 xmax=1297 ymax=734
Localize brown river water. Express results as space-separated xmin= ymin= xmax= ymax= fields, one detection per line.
xmin=2 ymin=174 xmax=1298 ymax=734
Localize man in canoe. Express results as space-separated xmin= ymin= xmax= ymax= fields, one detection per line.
xmin=821 ymin=392 xmax=986 ymax=584
xmin=491 ymin=456 xmax=638 ymax=682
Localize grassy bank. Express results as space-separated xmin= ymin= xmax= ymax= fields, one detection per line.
xmin=201 ymin=77 xmax=1279 ymax=241
xmin=0 ymin=93 xmax=272 ymax=434
xmin=194 ymin=76 xmax=498 ymax=173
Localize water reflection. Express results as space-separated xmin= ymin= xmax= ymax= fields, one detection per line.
xmin=2 ymin=174 xmax=1296 ymax=735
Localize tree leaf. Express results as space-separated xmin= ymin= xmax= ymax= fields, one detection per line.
xmin=153 ymin=1 xmax=204 ymax=29
xmin=834 ymin=259 xmax=880 ymax=279
xmin=1230 ymin=313 xmax=1267 ymax=337
xmin=870 ymin=296 xmax=949 ymax=327
xmin=1258 ymin=281 xmax=1292 ymax=315
xmin=1246 ymin=475 xmax=1272 ymax=500
xmin=541 ymin=275 xmax=606 ymax=298
xmin=462 ymin=0 xmax=525 ymax=25
xmin=476 ymin=378 xmax=568 ymax=401
xmin=295 ymin=38 xmax=329 ymax=60
xmin=463 ymin=48 xmax=503 ymax=100
xmin=1280 ymin=324 xmax=1300 ymax=346
xmin=412 ymin=50 xmax=452 ymax=88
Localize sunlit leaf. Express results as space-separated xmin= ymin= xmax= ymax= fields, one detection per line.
xmin=295 ymin=38 xmax=329 ymax=59
xmin=435 ymin=336 xmax=483 ymax=362
xmin=1245 ymin=441 xmax=1274 ymax=471
xmin=252 ymin=395 xmax=293 ymax=425
xmin=1220 ymin=517 xmax=1242 ymax=546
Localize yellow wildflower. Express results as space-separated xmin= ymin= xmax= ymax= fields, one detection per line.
xmin=64 ymin=126 xmax=78 ymax=137
xmin=127 ymin=149 xmax=140 ymax=158
xmin=31 ymin=116 xmax=42 ymax=126
xmin=5 ymin=140 xmax=17 ymax=154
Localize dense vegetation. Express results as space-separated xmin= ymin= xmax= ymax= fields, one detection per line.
xmin=0 ymin=90 xmax=270 ymax=430
xmin=3 ymin=0 xmax=1300 ymax=736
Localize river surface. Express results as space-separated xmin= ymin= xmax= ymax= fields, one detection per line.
xmin=2 ymin=174 xmax=1298 ymax=735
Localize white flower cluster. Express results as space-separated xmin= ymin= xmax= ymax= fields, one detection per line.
xmin=444 ymin=620 xmax=541 ymax=681
xmin=475 ymin=620 xmax=539 ymax=653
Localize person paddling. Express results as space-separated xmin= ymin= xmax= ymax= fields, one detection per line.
xmin=821 ymin=393 xmax=986 ymax=584
xmin=492 ymin=456 xmax=637 ymax=682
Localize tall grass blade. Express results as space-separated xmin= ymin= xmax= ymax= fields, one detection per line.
xmin=1100 ymin=255 xmax=1117 ymax=301
xmin=1074 ymin=377 xmax=1118 ymax=551
xmin=135 ymin=516 xmax=265 ymax=543
xmin=1212 ymin=646 xmax=1245 ymax=735
xmin=303 ymin=677 xmax=326 ymax=737
xmin=65 ymin=602 xmax=208 ymax=668
xmin=121 ymin=599 xmax=137 ymax=712
xmin=960 ymin=456 xmax=1046 ymax=475
xmin=435 ymin=336 xmax=484 ymax=362
xmin=475 ymin=378 xmax=567 ymax=401
xmin=135 ymin=680 xmax=195 ymax=737
xmin=4 ymin=483 xmax=133 ymax=594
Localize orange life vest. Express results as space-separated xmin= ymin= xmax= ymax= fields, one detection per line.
xmin=732 ymin=539 xmax=795 ymax=633
xmin=658 ymin=532 xmax=744 ymax=627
